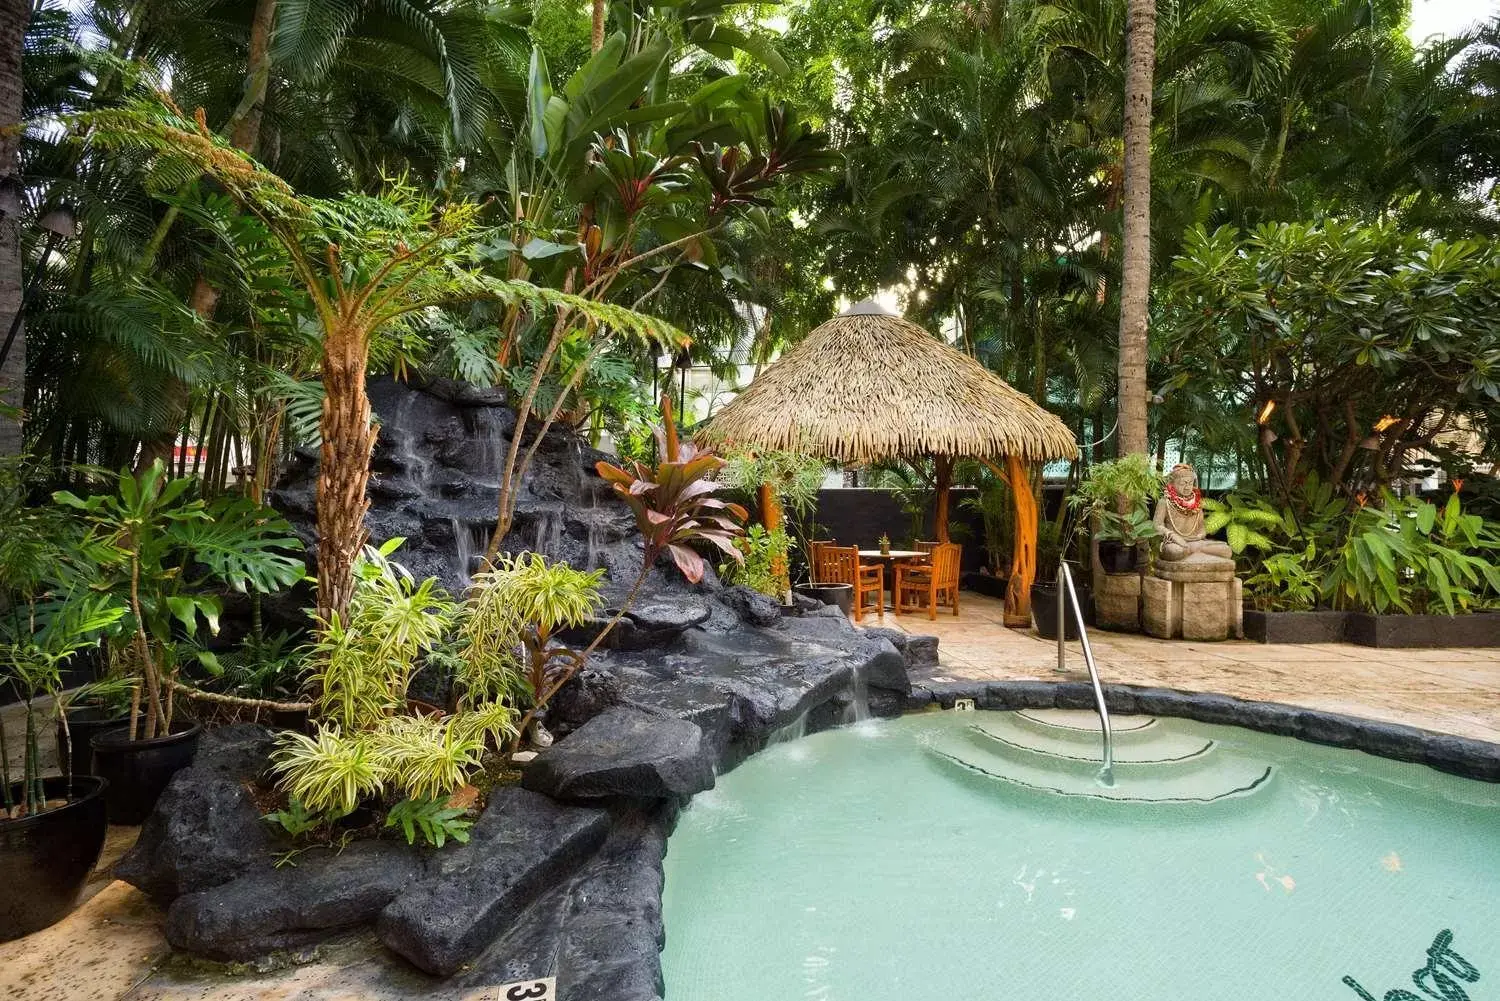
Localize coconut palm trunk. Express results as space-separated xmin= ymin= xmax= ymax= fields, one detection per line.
xmin=0 ymin=0 xmax=26 ymax=456
xmin=1117 ymin=0 xmax=1156 ymax=458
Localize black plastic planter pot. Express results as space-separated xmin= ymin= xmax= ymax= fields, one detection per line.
xmin=1095 ymin=541 xmax=1139 ymax=575
xmin=1344 ymin=611 xmax=1500 ymax=649
xmin=1031 ymin=583 xmax=1093 ymax=640
xmin=794 ymin=583 xmax=854 ymax=616
xmin=1242 ymin=609 xmax=1349 ymax=644
xmin=57 ymin=708 xmax=130 ymax=781
xmin=1 ymin=775 xmax=109 ymax=941
xmin=91 ymin=724 xmax=202 ymax=825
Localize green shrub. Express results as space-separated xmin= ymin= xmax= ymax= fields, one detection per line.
xmin=1326 ymin=493 xmax=1500 ymax=615
xmin=53 ymin=461 xmax=304 ymax=740
xmin=720 ymin=524 xmax=795 ymax=598
xmin=270 ymin=543 xmax=517 ymax=827
xmin=1069 ymin=455 xmax=1164 ymax=548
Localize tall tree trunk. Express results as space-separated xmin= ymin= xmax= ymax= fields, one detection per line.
xmin=1117 ymin=0 xmax=1156 ymax=459
xmin=0 ymin=0 xmax=27 ymax=456
xmin=1002 ymin=455 xmax=1037 ymax=623
xmin=316 ymin=320 xmax=375 ymax=625
xmin=231 ymin=0 xmax=277 ymax=155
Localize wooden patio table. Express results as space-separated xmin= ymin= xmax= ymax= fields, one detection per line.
xmin=857 ymin=549 xmax=928 ymax=612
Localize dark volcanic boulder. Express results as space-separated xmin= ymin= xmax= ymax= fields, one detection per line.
xmin=115 ymin=724 xmax=277 ymax=903
xmin=552 ymin=807 xmax=674 ymax=1001
xmin=522 ymin=707 xmax=714 ymax=803
xmin=546 ymin=667 xmax=624 ymax=735
xmin=164 ymin=839 xmax=425 ymax=961
xmin=449 ymin=804 xmax=676 ymax=1000
xmin=625 ymin=596 xmax=712 ymax=634
xmin=377 ymin=787 xmax=611 ymax=975
xmin=715 ymin=585 xmax=782 ymax=627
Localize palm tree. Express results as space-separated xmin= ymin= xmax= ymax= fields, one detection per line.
xmin=1117 ymin=0 xmax=1156 ymax=457
xmin=0 ymin=0 xmax=25 ymax=457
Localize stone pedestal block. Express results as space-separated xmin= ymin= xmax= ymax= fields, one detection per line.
xmin=1141 ymin=576 xmax=1172 ymax=638
xmin=1142 ymin=575 xmax=1243 ymax=641
xmin=1093 ymin=571 xmax=1141 ymax=632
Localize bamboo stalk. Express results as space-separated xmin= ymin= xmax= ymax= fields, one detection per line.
xmin=165 ymin=678 xmax=311 ymax=712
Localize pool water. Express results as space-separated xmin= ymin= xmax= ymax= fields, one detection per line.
xmin=661 ymin=709 xmax=1500 ymax=1001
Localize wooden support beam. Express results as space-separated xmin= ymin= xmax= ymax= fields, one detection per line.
xmin=1003 ymin=453 xmax=1037 ymax=623
xmin=933 ymin=453 xmax=953 ymax=544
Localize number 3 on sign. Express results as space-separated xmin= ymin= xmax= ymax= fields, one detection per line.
xmin=463 ymin=976 xmax=556 ymax=1001
xmin=502 ymin=978 xmax=555 ymax=1001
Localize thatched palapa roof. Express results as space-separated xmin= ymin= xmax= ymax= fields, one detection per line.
xmin=702 ymin=299 xmax=1079 ymax=463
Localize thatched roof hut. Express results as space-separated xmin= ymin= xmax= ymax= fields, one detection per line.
xmin=704 ymin=299 xmax=1078 ymax=464
xmin=701 ymin=299 xmax=1078 ymax=624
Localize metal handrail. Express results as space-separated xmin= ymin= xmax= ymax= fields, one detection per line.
xmin=1056 ymin=563 xmax=1115 ymax=786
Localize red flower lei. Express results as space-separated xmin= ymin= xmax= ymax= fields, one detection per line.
xmin=1166 ymin=481 xmax=1202 ymax=512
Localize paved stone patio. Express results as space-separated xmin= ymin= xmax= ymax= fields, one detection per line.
xmin=873 ymin=592 xmax=1500 ymax=744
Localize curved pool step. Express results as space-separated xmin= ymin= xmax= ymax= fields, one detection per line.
xmin=929 ymin=735 xmax=1274 ymax=803
xmin=973 ymin=713 xmax=1216 ymax=766
xmin=1009 ymin=707 xmax=1158 ymax=744
xmin=963 ymin=725 xmax=1217 ymax=779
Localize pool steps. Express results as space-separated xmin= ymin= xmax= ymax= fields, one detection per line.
xmin=929 ymin=709 xmax=1274 ymax=804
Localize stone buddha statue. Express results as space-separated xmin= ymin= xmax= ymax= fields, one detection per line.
xmin=1153 ymin=463 xmax=1235 ymax=581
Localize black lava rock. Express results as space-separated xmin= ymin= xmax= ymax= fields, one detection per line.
xmin=452 ymin=804 xmax=677 ymax=1001
xmin=377 ymin=787 xmax=611 ymax=975
xmin=521 ymin=706 xmax=715 ymax=803
xmin=903 ymin=634 xmax=940 ymax=669
xmin=114 ymin=724 xmax=277 ymax=903
xmin=547 ymin=667 xmax=624 ymax=736
xmin=714 ymin=585 xmax=783 ymax=627
xmin=163 ymin=839 xmax=425 ymax=961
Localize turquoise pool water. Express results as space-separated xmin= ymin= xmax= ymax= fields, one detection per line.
xmin=661 ymin=709 xmax=1500 ymax=1000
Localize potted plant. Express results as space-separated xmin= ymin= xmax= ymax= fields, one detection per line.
xmin=55 ymin=462 xmax=305 ymax=823
xmin=1326 ymin=492 xmax=1500 ymax=648
xmin=55 ymin=679 xmax=134 ymax=784
xmin=959 ymin=480 xmax=1012 ymax=599
xmin=1030 ymin=520 xmax=1091 ymax=640
xmin=1 ymin=462 xmax=124 ymax=940
xmin=791 ymin=538 xmax=854 ymax=615
xmin=1069 ymin=455 xmax=1164 ymax=575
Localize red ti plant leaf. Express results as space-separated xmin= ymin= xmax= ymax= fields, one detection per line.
xmin=595 ymin=397 xmax=746 ymax=583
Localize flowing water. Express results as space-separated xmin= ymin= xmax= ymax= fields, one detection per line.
xmin=662 ymin=709 xmax=1500 ymax=1001
xmin=450 ymin=518 xmax=487 ymax=586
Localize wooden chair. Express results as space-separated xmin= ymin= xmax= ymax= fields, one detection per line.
xmin=807 ymin=540 xmax=836 ymax=579
xmin=895 ymin=543 xmax=961 ymax=620
xmin=913 ymin=540 xmax=941 ymax=565
xmin=816 ymin=544 xmax=884 ymax=621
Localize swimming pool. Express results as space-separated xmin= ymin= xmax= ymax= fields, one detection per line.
xmin=661 ymin=709 xmax=1500 ymax=1000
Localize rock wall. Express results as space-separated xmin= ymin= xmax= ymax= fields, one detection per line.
xmin=273 ymin=376 xmax=665 ymax=601
xmin=118 ymin=376 xmax=930 ymax=998
xmin=117 ymin=603 xmax=922 ymax=997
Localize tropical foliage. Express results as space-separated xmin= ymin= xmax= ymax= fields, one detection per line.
xmin=53 ymin=461 xmax=304 ymax=740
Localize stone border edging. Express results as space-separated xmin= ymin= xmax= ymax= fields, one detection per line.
xmin=905 ymin=679 xmax=1500 ymax=783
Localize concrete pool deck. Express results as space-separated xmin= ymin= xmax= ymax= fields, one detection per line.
xmin=874 ymin=593 xmax=1500 ymax=745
